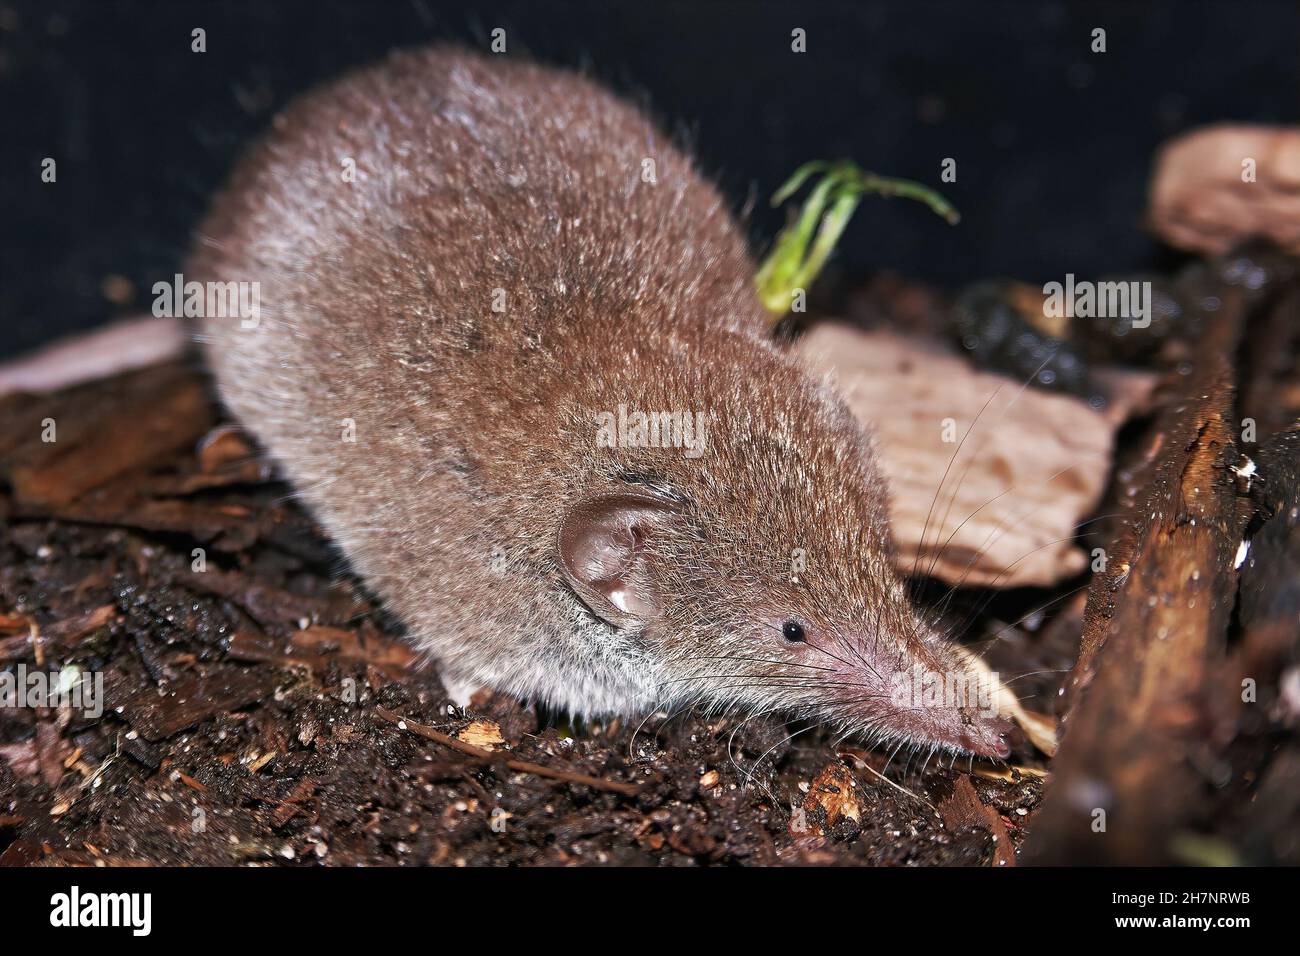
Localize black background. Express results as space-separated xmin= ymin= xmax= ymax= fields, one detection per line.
xmin=1 ymin=0 xmax=1297 ymax=359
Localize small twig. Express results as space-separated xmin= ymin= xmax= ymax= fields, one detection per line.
xmin=176 ymin=770 xmax=209 ymax=793
xmin=374 ymin=706 xmax=640 ymax=797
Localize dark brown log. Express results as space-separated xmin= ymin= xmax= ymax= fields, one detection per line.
xmin=1025 ymin=287 xmax=1250 ymax=864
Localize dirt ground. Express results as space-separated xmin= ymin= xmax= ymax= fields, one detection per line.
xmin=0 ymin=355 xmax=1063 ymax=867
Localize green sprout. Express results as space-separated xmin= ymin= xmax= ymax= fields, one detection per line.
xmin=754 ymin=160 xmax=960 ymax=317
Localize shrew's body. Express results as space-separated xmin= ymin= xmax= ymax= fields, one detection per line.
xmin=193 ymin=48 xmax=1011 ymax=758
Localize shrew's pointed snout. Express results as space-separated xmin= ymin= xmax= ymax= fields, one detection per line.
xmin=957 ymin=714 xmax=1014 ymax=759
xmin=834 ymin=651 xmax=1017 ymax=759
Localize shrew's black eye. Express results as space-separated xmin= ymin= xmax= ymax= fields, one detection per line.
xmin=781 ymin=620 xmax=806 ymax=643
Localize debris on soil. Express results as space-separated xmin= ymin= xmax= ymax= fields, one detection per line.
xmin=456 ymin=720 xmax=505 ymax=751
xmin=800 ymin=762 xmax=864 ymax=833
xmin=374 ymin=706 xmax=641 ymax=797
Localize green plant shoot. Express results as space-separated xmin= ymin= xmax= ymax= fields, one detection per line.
xmin=754 ymin=160 xmax=960 ymax=317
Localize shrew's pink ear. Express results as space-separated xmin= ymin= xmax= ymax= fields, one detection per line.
xmin=557 ymin=491 xmax=679 ymax=628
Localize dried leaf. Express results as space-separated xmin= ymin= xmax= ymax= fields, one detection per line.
xmin=799 ymin=326 xmax=1141 ymax=587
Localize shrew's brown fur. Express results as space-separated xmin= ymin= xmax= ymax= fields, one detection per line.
xmin=192 ymin=47 xmax=1011 ymax=758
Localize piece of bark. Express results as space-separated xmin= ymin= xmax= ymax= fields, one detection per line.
xmin=798 ymin=325 xmax=1152 ymax=587
xmin=1025 ymin=287 xmax=1248 ymax=865
xmin=291 ymin=625 xmax=416 ymax=675
xmin=35 ymin=721 xmax=69 ymax=788
xmin=1148 ymin=124 xmax=1300 ymax=255
xmin=1215 ymin=427 xmax=1300 ymax=863
xmin=938 ymin=775 xmax=1016 ymax=867
xmin=107 ymin=666 xmax=284 ymax=742
xmin=1238 ymin=285 xmax=1300 ymax=443
xmin=136 ymin=457 xmax=271 ymax=496
xmin=457 ymin=720 xmax=505 ymax=751
xmin=6 ymin=363 xmax=215 ymax=508
xmin=0 ymin=634 xmax=33 ymax=662
xmin=1232 ymin=427 xmax=1300 ymax=679
xmin=178 ymin=567 xmax=332 ymax=628
xmin=223 ymin=630 xmax=300 ymax=669
xmin=39 ymin=605 xmax=118 ymax=651
xmin=196 ymin=424 xmax=255 ymax=473
xmin=14 ymin=489 xmax=258 ymax=546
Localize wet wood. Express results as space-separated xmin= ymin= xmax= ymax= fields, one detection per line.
xmin=228 ymin=624 xmax=418 ymax=681
xmin=1026 ymin=277 xmax=1300 ymax=864
xmin=1217 ymin=426 xmax=1300 ymax=863
xmin=1238 ymin=286 xmax=1300 ymax=443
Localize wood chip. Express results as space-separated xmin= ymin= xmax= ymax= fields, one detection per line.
xmin=176 ymin=771 xmax=209 ymax=793
xmin=8 ymin=365 xmax=214 ymax=508
xmin=457 ymin=720 xmax=504 ymax=751
xmin=938 ymin=775 xmax=1016 ymax=867
xmin=247 ymin=751 xmax=277 ymax=773
xmin=108 ymin=666 xmax=283 ymax=742
xmin=801 ymin=763 xmax=862 ymax=833
xmin=197 ymin=424 xmax=256 ymax=473
xmin=40 ymin=604 xmax=116 ymax=649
